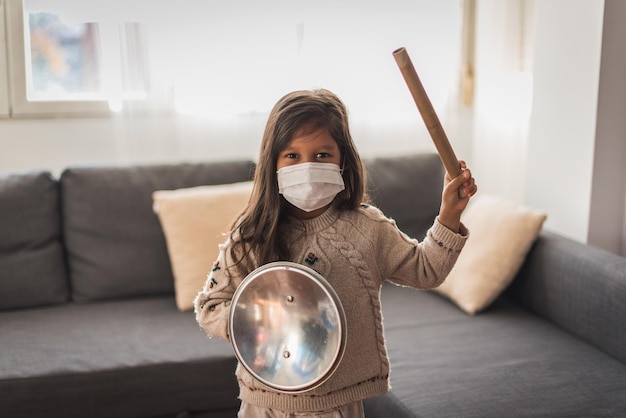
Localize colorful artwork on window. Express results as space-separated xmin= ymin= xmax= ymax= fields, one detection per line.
xmin=28 ymin=12 xmax=101 ymax=99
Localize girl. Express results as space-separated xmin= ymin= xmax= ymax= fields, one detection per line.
xmin=194 ymin=89 xmax=477 ymax=417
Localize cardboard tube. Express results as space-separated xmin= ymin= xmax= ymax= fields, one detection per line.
xmin=393 ymin=47 xmax=462 ymax=178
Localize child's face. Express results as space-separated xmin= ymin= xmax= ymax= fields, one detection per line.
xmin=276 ymin=127 xmax=341 ymax=170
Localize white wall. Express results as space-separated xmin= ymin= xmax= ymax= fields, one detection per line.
xmin=466 ymin=0 xmax=626 ymax=256
xmin=524 ymin=1 xmax=605 ymax=244
xmin=525 ymin=0 xmax=626 ymax=257
xmin=0 ymin=114 xmax=445 ymax=177
xmin=0 ymin=115 xmax=264 ymax=176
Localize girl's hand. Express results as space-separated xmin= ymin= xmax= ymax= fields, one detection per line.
xmin=438 ymin=161 xmax=477 ymax=233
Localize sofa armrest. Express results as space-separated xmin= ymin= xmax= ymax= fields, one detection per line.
xmin=507 ymin=230 xmax=626 ymax=363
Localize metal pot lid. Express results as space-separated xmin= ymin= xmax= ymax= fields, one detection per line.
xmin=229 ymin=261 xmax=347 ymax=393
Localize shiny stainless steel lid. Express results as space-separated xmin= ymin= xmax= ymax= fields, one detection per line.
xmin=229 ymin=261 xmax=347 ymax=393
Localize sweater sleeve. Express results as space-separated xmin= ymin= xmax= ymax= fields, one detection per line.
xmin=193 ymin=239 xmax=244 ymax=341
xmin=373 ymin=211 xmax=468 ymax=289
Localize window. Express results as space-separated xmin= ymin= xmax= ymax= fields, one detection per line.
xmin=2 ymin=0 xmax=148 ymax=117
xmin=1 ymin=0 xmax=463 ymax=125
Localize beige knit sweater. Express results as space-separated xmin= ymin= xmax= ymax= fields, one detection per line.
xmin=194 ymin=204 xmax=468 ymax=412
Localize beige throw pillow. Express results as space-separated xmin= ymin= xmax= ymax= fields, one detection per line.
xmin=153 ymin=182 xmax=253 ymax=311
xmin=434 ymin=194 xmax=547 ymax=315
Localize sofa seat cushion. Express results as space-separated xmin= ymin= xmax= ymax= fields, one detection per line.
xmin=380 ymin=283 xmax=626 ymax=417
xmin=0 ymin=171 xmax=68 ymax=310
xmin=0 ymin=297 xmax=239 ymax=418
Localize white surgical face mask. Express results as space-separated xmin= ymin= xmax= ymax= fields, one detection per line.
xmin=277 ymin=162 xmax=345 ymax=212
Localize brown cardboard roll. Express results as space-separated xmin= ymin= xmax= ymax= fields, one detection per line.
xmin=393 ymin=47 xmax=463 ymax=179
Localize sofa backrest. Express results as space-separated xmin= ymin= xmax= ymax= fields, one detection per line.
xmin=0 ymin=171 xmax=69 ymax=310
xmin=61 ymin=160 xmax=255 ymax=302
xmin=365 ymin=153 xmax=444 ymax=240
xmin=508 ymin=231 xmax=626 ymax=364
xmin=1 ymin=153 xmax=443 ymax=309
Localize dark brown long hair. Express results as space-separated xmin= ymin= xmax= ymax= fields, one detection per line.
xmin=228 ymin=89 xmax=368 ymax=276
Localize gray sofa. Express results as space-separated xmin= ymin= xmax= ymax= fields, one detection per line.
xmin=1 ymin=153 xmax=625 ymax=417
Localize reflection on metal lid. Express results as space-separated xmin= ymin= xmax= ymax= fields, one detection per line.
xmin=229 ymin=261 xmax=347 ymax=393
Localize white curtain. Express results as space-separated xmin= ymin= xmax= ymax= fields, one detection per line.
xmin=2 ymin=0 xmax=467 ymax=173
xmin=470 ymin=0 xmax=535 ymax=203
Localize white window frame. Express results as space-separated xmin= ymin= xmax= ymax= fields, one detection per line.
xmin=0 ymin=0 xmax=11 ymax=117
xmin=3 ymin=0 xmax=146 ymax=118
xmin=4 ymin=0 xmax=109 ymax=117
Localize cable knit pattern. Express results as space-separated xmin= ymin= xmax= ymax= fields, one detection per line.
xmin=319 ymin=227 xmax=389 ymax=375
xmin=194 ymin=204 xmax=468 ymax=413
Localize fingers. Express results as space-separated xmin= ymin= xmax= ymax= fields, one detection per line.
xmin=464 ymin=180 xmax=477 ymax=197
xmin=445 ymin=162 xmax=477 ymax=198
xmin=447 ymin=168 xmax=470 ymax=190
